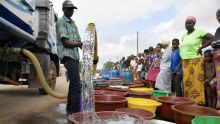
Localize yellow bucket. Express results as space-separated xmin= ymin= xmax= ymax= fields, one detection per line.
xmin=127 ymin=97 xmax=162 ymax=113
xmin=129 ymin=87 xmax=153 ymax=93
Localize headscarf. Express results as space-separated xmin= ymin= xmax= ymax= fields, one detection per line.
xmin=161 ymin=40 xmax=170 ymax=46
xmin=186 ymin=16 xmax=196 ymax=24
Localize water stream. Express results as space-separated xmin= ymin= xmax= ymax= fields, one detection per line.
xmin=80 ymin=24 xmax=143 ymax=124
xmin=81 ymin=24 xmax=97 ymax=124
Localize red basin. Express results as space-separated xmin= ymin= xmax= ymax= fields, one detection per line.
xmin=95 ymin=84 xmax=109 ymax=90
xmin=102 ymin=91 xmax=127 ymax=97
xmin=94 ymin=90 xmax=104 ymax=95
xmin=116 ymin=108 xmax=155 ymax=120
xmin=69 ymin=111 xmax=145 ymax=124
xmin=171 ymin=104 xmax=218 ymax=124
xmin=95 ymin=95 xmax=127 ymax=112
xmin=94 ymin=90 xmax=127 ymax=97
xmin=107 ymin=87 xmax=129 ymax=92
xmin=156 ymin=96 xmax=194 ymax=121
xmin=127 ymin=91 xmax=152 ymax=99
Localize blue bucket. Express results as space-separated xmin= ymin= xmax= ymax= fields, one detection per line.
xmin=111 ymin=69 xmax=120 ymax=78
xmin=122 ymin=70 xmax=134 ymax=82
xmin=102 ymin=71 xmax=110 ymax=80
xmin=122 ymin=71 xmax=127 ymax=82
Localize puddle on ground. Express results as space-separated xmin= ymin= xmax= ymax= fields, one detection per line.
xmin=55 ymin=103 xmax=67 ymax=115
xmin=17 ymin=115 xmax=59 ymax=124
xmin=16 ymin=103 xmax=70 ymax=124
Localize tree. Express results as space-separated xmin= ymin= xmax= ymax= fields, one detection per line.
xmin=103 ymin=61 xmax=114 ymax=70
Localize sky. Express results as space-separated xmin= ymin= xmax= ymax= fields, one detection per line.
xmin=52 ymin=0 xmax=220 ymax=69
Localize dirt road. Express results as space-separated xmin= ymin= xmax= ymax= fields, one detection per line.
xmin=0 ymin=76 xmax=70 ymax=124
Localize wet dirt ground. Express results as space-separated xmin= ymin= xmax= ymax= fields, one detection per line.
xmin=0 ymin=76 xmax=70 ymax=124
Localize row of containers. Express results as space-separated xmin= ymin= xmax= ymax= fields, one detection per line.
xmin=69 ymin=86 xmax=220 ymax=124
xmin=102 ymin=69 xmax=134 ymax=82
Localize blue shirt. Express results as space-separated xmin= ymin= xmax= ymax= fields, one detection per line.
xmin=171 ymin=48 xmax=183 ymax=74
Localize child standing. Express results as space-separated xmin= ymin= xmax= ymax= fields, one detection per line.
xmin=204 ymin=50 xmax=217 ymax=108
xmin=146 ymin=44 xmax=163 ymax=88
xmin=137 ymin=59 xmax=143 ymax=79
xmin=171 ymin=39 xmax=183 ymax=96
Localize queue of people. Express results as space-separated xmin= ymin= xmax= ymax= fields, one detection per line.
xmin=114 ymin=9 xmax=220 ymax=109
xmin=56 ymin=0 xmax=220 ymax=114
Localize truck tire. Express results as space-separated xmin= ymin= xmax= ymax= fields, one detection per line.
xmin=39 ymin=61 xmax=57 ymax=95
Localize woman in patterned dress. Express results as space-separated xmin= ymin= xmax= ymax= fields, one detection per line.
xmin=179 ymin=16 xmax=213 ymax=105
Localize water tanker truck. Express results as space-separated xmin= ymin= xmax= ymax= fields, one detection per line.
xmin=0 ymin=0 xmax=68 ymax=98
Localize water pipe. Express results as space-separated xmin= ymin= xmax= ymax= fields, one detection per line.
xmin=22 ymin=49 xmax=67 ymax=99
xmin=0 ymin=17 xmax=36 ymax=43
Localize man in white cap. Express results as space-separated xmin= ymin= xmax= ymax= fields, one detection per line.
xmin=155 ymin=40 xmax=173 ymax=92
xmin=56 ymin=0 xmax=82 ymax=115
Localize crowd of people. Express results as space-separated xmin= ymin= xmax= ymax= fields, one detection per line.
xmin=113 ymin=9 xmax=220 ymax=109
xmin=56 ymin=0 xmax=220 ymax=114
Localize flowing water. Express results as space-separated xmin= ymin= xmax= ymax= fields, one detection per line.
xmin=81 ymin=24 xmax=98 ymax=123
xmin=80 ymin=24 xmax=142 ymax=124
xmin=95 ymin=114 xmax=144 ymax=124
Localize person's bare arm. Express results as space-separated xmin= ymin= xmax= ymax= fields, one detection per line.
xmin=61 ymin=37 xmax=83 ymax=48
xmin=206 ymin=62 xmax=216 ymax=83
xmin=174 ymin=59 xmax=182 ymax=74
xmin=197 ymin=33 xmax=213 ymax=55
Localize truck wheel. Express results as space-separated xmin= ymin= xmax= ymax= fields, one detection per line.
xmin=39 ymin=61 xmax=57 ymax=95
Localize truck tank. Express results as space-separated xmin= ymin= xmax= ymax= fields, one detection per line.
xmin=0 ymin=0 xmax=60 ymax=95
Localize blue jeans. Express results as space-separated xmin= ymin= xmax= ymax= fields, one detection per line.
xmin=63 ymin=57 xmax=81 ymax=114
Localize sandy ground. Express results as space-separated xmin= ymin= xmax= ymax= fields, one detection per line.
xmin=0 ymin=75 xmax=70 ymax=124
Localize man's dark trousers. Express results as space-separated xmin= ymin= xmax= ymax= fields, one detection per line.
xmin=64 ymin=57 xmax=81 ymax=114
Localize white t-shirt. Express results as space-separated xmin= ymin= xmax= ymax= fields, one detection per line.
xmin=130 ymin=60 xmax=137 ymax=69
xmin=160 ymin=47 xmax=172 ymax=71
xmin=137 ymin=64 xmax=143 ymax=72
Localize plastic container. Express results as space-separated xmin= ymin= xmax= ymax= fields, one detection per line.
xmin=102 ymin=91 xmax=128 ymax=97
xmin=102 ymin=71 xmax=110 ymax=80
xmin=156 ymin=96 xmax=194 ymax=121
xmin=116 ymin=108 xmax=156 ymax=120
xmin=127 ymin=91 xmax=152 ymax=99
xmin=127 ymin=97 xmax=162 ymax=113
xmin=95 ymin=95 xmax=127 ymax=112
xmin=130 ymin=87 xmax=153 ymax=93
xmin=94 ymin=90 xmax=104 ymax=95
xmin=69 ymin=111 xmax=145 ymax=124
xmin=192 ymin=116 xmax=220 ymax=124
xmin=107 ymin=87 xmax=129 ymax=92
xmin=111 ymin=69 xmax=120 ymax=78
xmin=171 ymin=104 xmax=218 ymax=124
xmin=122 ymin=70 xmax=134 ymax=82
xmin=147 ymin=119 xmax=175 ymax=124
xmin=122 ymin=71 xmax=127 ymax=82
xmin=94 ymin=81 xmax=110 ymax=90
xmin=153 ymin=90 xmax=170 ymax=98
xmin=101 ymin=76 xmax=109 ymax=80
xmin=126 ymin=70 xmax=134 ymax=82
